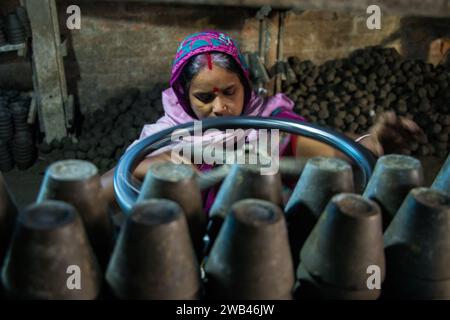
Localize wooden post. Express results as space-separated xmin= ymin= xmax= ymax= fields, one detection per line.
xmin=25 ymin=0 xmax=67 ymax=142
xmin=264 ymin=11 xmax=280 ymax=97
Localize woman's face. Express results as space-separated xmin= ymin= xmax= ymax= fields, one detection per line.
xmin=188 ymin=64 xmax=245 ymax=119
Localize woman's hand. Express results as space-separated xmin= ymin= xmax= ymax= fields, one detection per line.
xmin=133 ymin=150 xmax=201 ymax=181
xmin=359 ymin=111 xmax=427 ymax=157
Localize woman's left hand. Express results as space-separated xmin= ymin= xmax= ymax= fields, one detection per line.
xmin=359 ymin=111 xmax=427 ymax=157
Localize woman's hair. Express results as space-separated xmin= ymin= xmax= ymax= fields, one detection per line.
xmin=177 ymin=52 xmax=251 ymax=113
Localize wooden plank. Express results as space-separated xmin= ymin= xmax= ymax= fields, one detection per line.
xmin=25 ymin=0 xmax=67 ymax=143
xmin=264 ymin=11 xmax=279 ymax=96
xmin=49 ymin=0 xmax=74 ymax=128
xmin=275 ymin=11 xmax=285 ymax=94
xmin=49 ymin=0 xmax=69 ymax=101
xmin=0 ymin=43 xmax=26 ymax=53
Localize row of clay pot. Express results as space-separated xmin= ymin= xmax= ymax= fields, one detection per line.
xmin=0 ymin=153 xmax=449 ymax=299
xmin=111 ymin=162 xmax=450 ymax=300
xmin=204 ymin=153 xmax=450 ymax=299
xmin=0 ymin=160 xmax=202 ymax=299
xmin=0 ymin=184 xmax=448 ymax=300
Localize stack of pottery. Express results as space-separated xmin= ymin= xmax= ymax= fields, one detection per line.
xmin=4 ymin=13 xmax=26 ymax=45
xmin=10 ymin=102 xmax=30 ymax=133
xmin=15 ymin=7 xmax=31 ymax=37
xmin=0 ymin=107 xmax=13 ymax=142
xmin=0 ymin=18 xmax=7 ymax=46
xmin=10 ymin=102 xmax=35 ymax=170
xmin=12 ymin=131 xmax=35 ymax=170
xmin=0 ymin=108 xmax=14 ymax=171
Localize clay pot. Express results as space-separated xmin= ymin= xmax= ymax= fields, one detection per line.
xmin=285 ymin=156 xmax=354 ymax=268
xmin=205 ymin=199 xmax=294 ymax=300
xmin=298 ymin=193 xmax=384 ymax=299
xmin=295 ymin=264 xmax=381 ymax=300
xmin=1 ymin=200 xmax=102 ymax=299
xmin=383 ymin=187 xmax=450 ymax=299
xmin=137 ymin=162 xmax=206 ymax=260
xmin=106 ymin=199 xmax=201 ymax=299
xmin=363 ymin=154 xmax=424 ymax=229
xmin=37 ymin=159 xmax=114 ymax=269
xmin=208 ymin=164 xmax=283 ymax=247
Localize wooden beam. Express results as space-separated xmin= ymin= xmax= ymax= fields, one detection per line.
xmin=25 ymin=0 xmax=67 ymax=143
xmin=264 ymin=11 xmax=280 ymax=97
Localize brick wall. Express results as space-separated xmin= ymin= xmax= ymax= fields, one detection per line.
xmin=57 ymin=1 xmax=257 ymax=113
xmin=282 ymin=11 xmax=402 ymax=64
xmin=280 ymin=11 xmax=450 ymax=64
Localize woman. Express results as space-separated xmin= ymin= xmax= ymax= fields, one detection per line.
xmin=101 ymin=31 xmax=425 ymax=211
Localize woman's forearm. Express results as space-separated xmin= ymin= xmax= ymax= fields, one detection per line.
xmin=295 ymin=136 xmax=350 ymax=161
xmin=294 ymin=132 xmax=375 ymax=163
xmin=100 ymin=153 xmax=171 ymax=206
xmin=100 ymin=151 xmax=200 ymax=206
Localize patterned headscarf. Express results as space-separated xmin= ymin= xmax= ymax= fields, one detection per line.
xmin=169 ymin=31 xmax=252 ymax=118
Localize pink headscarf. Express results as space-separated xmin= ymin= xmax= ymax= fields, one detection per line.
xmin=170 ymin=30 xmax=251 ymax=117
xmin=128 ymin=30 xmax=302 ymax=154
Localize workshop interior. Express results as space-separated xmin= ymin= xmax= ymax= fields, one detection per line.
xmin=0 ymin=0 xmax=449 ymax=301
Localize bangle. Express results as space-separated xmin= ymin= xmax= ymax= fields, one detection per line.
xmin=355 ymin=134 xmax=373 ymax=143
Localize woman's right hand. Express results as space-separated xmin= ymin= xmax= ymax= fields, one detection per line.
xmin=101 ymin=150 xmax=200 ymax=207
xmin=133 ymin=150 xmax=201 ymax=181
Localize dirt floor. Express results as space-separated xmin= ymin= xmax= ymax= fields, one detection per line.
xmin=1 ymin=155 xmax=447 ymax=210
